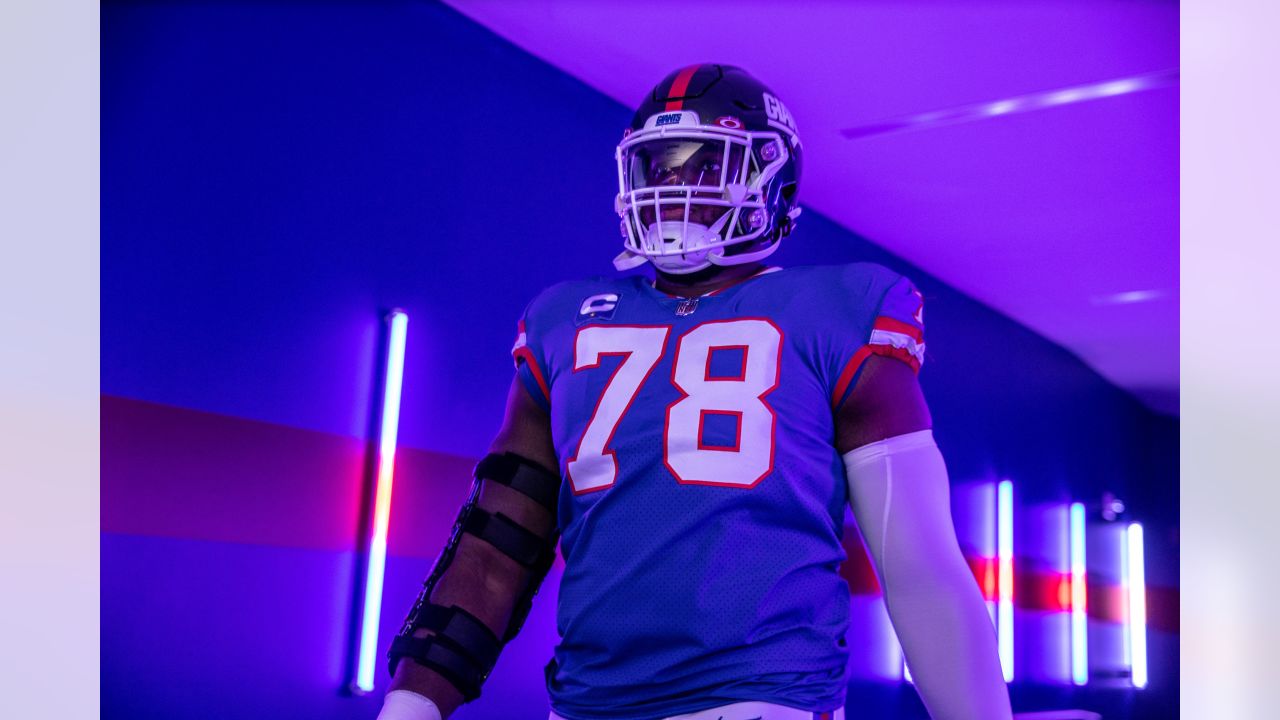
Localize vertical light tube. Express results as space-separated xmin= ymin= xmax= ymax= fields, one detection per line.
xmin=997 ymin=480 xmax=1014 ymax=682
xmin=356 ymin=310 xmax=409 ymax=693
xmin=980 ymin=484 xmax=998 ymax=630
xmin=1126 ymin=522 xmax=1148 ymax=688
xmin=1069 ymin=502 xmax=1088 ymax=686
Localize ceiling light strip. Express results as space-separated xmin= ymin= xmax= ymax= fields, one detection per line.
xmin=840 ymin=68 xmax=1179 ymax=140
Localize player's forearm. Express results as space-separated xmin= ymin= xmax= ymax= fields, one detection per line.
xmin=884 ymin=566 xmax=1011 ymax=720
xmin=387 ymin=473 xmax=557 ymax=717
xmin=387 ymin=537 xmax=534 ymax=717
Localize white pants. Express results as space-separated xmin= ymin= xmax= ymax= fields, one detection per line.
xmin=550 ymin=700 xmax=846 ymax=720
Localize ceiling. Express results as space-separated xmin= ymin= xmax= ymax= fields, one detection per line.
xmin=443 ymin=0 xmax=1179 ymax=415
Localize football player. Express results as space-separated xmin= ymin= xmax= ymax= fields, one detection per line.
xmin=378 ymin=65 xmax=1012 ymax=720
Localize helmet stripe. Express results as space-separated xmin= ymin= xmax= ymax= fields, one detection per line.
xmin=664 ymin=65 xmax=702 ymax=111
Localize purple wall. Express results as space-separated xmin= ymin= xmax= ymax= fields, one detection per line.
xmin=102 ymin=2 xmax=1177 ymax=718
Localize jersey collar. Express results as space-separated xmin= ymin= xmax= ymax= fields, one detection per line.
xmin=647 ymin=266 xmax=783 ymax=300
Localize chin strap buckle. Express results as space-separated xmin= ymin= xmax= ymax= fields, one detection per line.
xmin=613 ymin=249 xmax=649 ymax=271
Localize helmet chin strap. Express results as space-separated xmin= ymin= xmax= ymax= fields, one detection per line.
xmin=652 ymin=255 xmax=714 ymax=275
xmin=707 ymin=206 xmax=801 ymax=267
xmin=637 ymin=210 xmax=735 ymax=274
xmin=612 ymin=249 xmax=649 ymax=271
xmin=707 ymin=239 xmax=779 ymax=267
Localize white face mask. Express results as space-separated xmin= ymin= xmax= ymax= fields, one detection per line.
xmin=614 ymin=123 xmax=791 ymax=273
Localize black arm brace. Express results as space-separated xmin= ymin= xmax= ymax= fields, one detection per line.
xmin=387 ymin=452 xmax=560 ymax=701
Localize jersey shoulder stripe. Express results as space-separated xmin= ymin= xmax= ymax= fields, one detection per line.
xmin=825 ymin=263 xmax=927 ymax=405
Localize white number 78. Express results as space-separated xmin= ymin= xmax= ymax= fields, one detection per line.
xmin=565 ymin=319 xmax=782 ymax=494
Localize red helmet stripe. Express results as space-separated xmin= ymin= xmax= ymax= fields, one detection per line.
xmin=664 ymin=65 xmax=702 ymax=111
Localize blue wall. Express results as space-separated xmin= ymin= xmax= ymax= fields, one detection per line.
xmin=102 ymin=2 xmax=1178 ymax=719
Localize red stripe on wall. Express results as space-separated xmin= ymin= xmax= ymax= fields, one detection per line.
xmin=102 ymin=394 xmax=1173 ymax=630
xmin=1088 ymin=581 xmax=1128 ymax=624
xmin=1085 ymin=580 xmax=1178 ymax=633
xmin=840 ymin=524 xmax=1177 ymax=632
xmin=969 ymin=556 xmax=999 ymax=601
xmin=1016 ymin=564 xmax=1072 ymax=612
xmin=102 ymin=395 xmax=479 ymax=558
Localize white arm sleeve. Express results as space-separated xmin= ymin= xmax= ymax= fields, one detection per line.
xmin=376 ymin=690 xmax=442 ymax=720
xmin=843 ymin=429 xmax=1012 ymax=720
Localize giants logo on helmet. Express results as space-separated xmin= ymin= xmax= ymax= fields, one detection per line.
xmin=762 ymin=92 xmax=797 ymax=132
xmin=656 ymin=113 xmax=683 ymax=126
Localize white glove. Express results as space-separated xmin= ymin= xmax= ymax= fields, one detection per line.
xmin=375 ymin=690 xmax=442 ymax=720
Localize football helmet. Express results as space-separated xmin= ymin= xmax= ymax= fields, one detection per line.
xmin=614 ymin=64 xmax=803 ymax=274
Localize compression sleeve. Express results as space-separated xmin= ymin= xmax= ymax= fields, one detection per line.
xmin=843 ymin=430 xmax=1012 ymax=720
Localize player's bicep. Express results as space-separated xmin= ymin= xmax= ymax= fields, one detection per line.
xmin=476 ymin=375 xmax=560 ymax=539
xmin=491 ymin=375 xmax=558 ymax=476
xmin=835 ymin=354 xmax=932 ymax=455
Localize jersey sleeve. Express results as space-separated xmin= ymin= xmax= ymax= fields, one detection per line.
xmin=830 ymin=269 xmax=926 ymax=408
xmin=512 ymin=297 xmax=552 ymax=412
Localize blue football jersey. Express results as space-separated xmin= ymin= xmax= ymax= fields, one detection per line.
xmin=512 ymin=263 xmax=925 ymax=720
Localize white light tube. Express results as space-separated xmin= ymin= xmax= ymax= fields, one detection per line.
xmin=356 ymin=310 xmax=409 ymax=693
xmin=1069 ymin=503 xmax=1088 ymax=686
xmin=997 ymin=480 xmax=1014 ymax=682
xmin=1126 ymin=523 xmax=1148 ymax=688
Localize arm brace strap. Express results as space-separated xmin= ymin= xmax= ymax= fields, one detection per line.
xmin=462 ymin=509 xmax=552 ymax=569
xmin=475 ymin=452 xmax=560 ymax=512
xmin=469 ymin=453 xmax=560 ymax=642
xmin=386 ymin=604 xmax=500 ymax=702
xmin=387 ymin=452 xmax=561 ymax=698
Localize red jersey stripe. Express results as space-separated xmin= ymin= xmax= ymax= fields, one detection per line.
xmin=513 ymin=346 xmax=550 ymax=401
xmin=873 ymin=315 xmax=923 ymax=342
xmin=830 ymin=346 xmax=874 ymax=407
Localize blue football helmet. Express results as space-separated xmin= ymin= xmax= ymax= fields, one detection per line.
xmin=614 ymin=64 xmax=803 ymax=274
